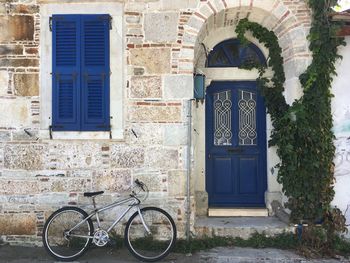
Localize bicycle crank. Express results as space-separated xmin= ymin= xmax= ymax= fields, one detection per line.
xmin=93 ymin=229 xmax=109 ymax=247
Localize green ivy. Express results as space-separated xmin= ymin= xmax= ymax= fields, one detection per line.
xmin=235 ymin=0 xmax=346 ymax=238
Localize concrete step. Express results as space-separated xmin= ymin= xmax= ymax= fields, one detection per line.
xmin=194 ymin=216 xmax=295 ymax=239
xmin=208 ymin=208 xmax=268 ymax=217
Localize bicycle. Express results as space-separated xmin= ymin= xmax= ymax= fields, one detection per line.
xmin=42 ymin=179 xmax=177 ymax=262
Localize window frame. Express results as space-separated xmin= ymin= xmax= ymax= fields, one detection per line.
xmin=39 ymin=3 xmax=124 ymax=140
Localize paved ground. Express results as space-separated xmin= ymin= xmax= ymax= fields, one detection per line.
xmin=0 ymin=244 xmax=349 ymax=263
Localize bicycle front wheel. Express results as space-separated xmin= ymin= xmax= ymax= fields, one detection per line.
xmin=42 ymin=206 xmax=94 ymax=262
xmin=125 ymin=207 xmax=177 ymax=262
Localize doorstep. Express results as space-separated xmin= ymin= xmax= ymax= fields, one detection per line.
xmin=208 ymin=208 xmax=268 ymax=217
xmin=194 ymin=216 xmax=295 ymax=239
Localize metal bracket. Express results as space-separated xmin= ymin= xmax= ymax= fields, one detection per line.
xmin=109 ymin=15 xmax=112 ymax=30
xmin=49 ymin=17 xmax=52 ymax=32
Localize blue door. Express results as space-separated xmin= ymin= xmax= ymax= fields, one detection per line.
xmin=206 ymin=81 xmax=267 ymax=207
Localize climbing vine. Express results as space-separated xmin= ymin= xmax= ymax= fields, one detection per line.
xmin=235 ymin=0 xmax=347 ymax=246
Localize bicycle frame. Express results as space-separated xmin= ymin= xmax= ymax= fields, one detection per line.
xmin=67 ymin=195 xmax=151 ymax=240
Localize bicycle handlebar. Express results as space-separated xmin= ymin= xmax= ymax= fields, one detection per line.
xmin=131 ymin=179 xmax=149 ymax=202
xmin=134 ymin=179 xmax=146 ymax=191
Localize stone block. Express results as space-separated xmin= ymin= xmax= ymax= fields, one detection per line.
xmin=0 ymin=4 xmax=6 ymax=15
xmin=129 ymin=104 xmax=182 ymax=122
xmin=195 ymin=191 xmax=209 ymax=216
xmin=163 ymin=74 xmax=193 ymax=99
xmin=130 ymin=48 xmax=171 ymax=74
xmin=0 ymin=131 xmax=11 ymax=141
xmin=179 ymin=47 xmax=194 ymax=59
xmin=36 ymin=193 xmax=68 ymax=205
xmin=9 ymin=4 xmax=39 ymax=14
xmin=168 ymin=170 xmax=186 ymax=196
xmin=4 ymin=144 xmax=45 ymax=170
xmin=0 ymin=45 xmax=23 ymax=55
xmin=164 ymin=124 xmax=187 ymax=145
xmin=187 ymin=16 xmax=204 ymax=32
xmin=126 ymin=123 xmax=163 ymax=145
xmin=130 ymin=76 xmax=161 ymax=98
xmin=144 ymin=147 xmax=179 ymax=169
xmin=133 ymin=169 xmax=167 ymax=192
xmin=93 ymin=170 xmax=132 ymax=192
xmin=272 ymin=2 xmax=289 ymax=20
xmin=0 ymin=213 xmax=36 ymax=235
xmin=161 ymin=0 xmax=189 ymax=10
xmin=0 ymin=70 xmax=9 ymax=96
xmin=110 ymin=144 xmax=145 ymax=168
xmin=182 ymin=31 xmax=196 ymax=45
xmin=12 ymin=129 xmax=39 ymax=141
xmin=144 ymin=12 xmax=178 ymax=42
xmin=13 ymin=74 xmax=39 ymax=96
xmin=46 ymin=178 xmax=91 ymax=193
xmin=0 ymin=15 xmax=34 ymax=41
xmin=0 ymin=180 xmax=39 ymax=195
xmin=44 ymin=142 xmax=103 ymax=170
xmin=0 ymin=58 xmax=39 ymax=67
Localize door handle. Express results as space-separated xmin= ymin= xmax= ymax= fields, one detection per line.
xmin=227 ymin=147 xmax=243 ymax=153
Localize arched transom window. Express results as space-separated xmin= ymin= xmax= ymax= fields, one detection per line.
xmin=207 ymin=39 xmax=266 ymax=68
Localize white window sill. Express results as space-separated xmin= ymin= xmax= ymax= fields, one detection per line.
xmin=39 ymin=129 xmax=123 ymax=140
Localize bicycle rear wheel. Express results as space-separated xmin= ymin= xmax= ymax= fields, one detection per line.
xmin=42 ymin=206 xmax=94 ymax=262
xmin=125 ymin=207 xmax=177 ymax=262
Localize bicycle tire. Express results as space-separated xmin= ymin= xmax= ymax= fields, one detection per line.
xmin=42 ymin=206 xmax=94 ymax=262
xmin=125 ymin=207 xmax=177 ymax=262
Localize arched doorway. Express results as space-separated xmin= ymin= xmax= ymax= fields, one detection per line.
xmin=205 ymin=39 xmax=268 ymax=208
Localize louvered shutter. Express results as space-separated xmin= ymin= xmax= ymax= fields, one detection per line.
xmin=81 ymin=15 xmax=110 ymax=131
xmin=52 ymin=15 xmax=81 ymax=131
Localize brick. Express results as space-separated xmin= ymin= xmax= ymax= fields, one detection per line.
xmin=14 ymin=74 xmax=39 ymax=96
xmin=0 ymin=45 xmax=23 ymax=55
xmin=0 ymin=15 xmax=34 ymax=41
xmin=25 ymin=47 xmax=38 ymax=55
xmin=0 ymin=58 xmax=39 ymax=67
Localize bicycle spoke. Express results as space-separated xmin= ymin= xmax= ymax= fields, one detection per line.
xmin=125 ymin=207 xmax=176 ymax=262
xmin=43 ymin=207 xmax=93 ymax=261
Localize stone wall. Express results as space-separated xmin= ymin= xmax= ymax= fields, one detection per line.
xmin=0 ymin=0 xmax=315 ymax=245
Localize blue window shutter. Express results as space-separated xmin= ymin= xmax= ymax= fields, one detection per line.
xmin=52 ymin=15 xmax=81 ymax=131
xmin=81 ymin=15 xmax=110 ymax=131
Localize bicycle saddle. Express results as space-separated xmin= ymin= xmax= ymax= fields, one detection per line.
xmin=83 ymin=191 xmax=104 ymax=197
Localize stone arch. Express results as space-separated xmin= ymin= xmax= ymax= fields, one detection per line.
xmin=178 ymin=0 xmax=312 ymax=103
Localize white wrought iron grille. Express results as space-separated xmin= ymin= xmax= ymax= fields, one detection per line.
xmin=238 ymin=90 xmax=257 ymax=145
xmin=214 ymin=90 xmax=232 ymax=146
